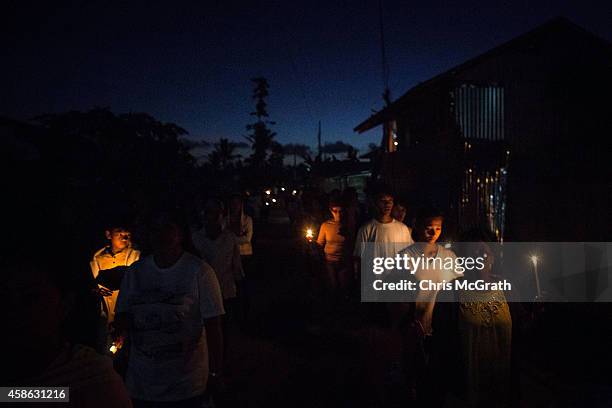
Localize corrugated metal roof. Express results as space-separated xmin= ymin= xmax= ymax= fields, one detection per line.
xmin=354 ymin=17 xmax=612 ymax=133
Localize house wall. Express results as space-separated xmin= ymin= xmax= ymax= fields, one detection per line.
xmin=382 ymin=25 xmax=612 ymax=240
xmin=454 ymin=27 xmax=612 ymax=240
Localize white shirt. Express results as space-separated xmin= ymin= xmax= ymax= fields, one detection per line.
xmin=90 ymin=246 xmax=140 ymax=323
xmin=353 ymin=218 xmax=414 ymax=260
xmin=192 ymin=228 xmax=244 ymax=300
xmin=115 ymin=253 xmax=224 ymax=401
xmin=90 ymin=246 xmax=140 ymax=279
xmin=399 ymin=244 xmax=461 ymax=335
xmin=224 ymin=213 xmax=254 ymax=256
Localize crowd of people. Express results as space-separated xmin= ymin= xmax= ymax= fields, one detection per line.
xmin=2 ymin=184 xmax=519 ymax=408
xmin=3 ymin=191 xmax=256 ymax=408
xmin=301 ymin=185 xmax=515 ymax=408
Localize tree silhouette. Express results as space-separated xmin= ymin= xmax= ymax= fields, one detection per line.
xmin=268 ymin=140 xmax=285 ymax=169
xmin=32 ymin=107 xmax=197 ymax=214
xmin=244 ymin=77 xmax=276 ymax=168
xmin=208 ymin=138 xmax=241 ymax=170
xmin=321 ymin=140 xmax=355 ymax=155
xmin=284 ymin=143 xmax=312 ymax=166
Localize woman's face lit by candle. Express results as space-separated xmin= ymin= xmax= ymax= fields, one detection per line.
xmin=416 ymin=216 xmax=443 ymax=244
xmin=329 ymin=206 xmax=343 ymax=223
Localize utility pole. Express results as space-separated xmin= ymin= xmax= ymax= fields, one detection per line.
xmin=378 ymin=0 xmax=393 ymax=152
xmin=379 ymin=0 xmax=391 ymax=107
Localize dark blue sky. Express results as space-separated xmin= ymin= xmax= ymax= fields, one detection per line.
xmin=3 ymin=0 xmax=611 ymax=152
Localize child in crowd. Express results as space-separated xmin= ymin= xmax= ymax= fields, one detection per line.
xmin=90 ymin=223 xmax=140 ymax=353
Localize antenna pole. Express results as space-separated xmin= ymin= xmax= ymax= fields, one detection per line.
xmin=379 ymin=0 xmax=391 ymax=106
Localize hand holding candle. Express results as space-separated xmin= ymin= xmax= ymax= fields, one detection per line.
xmin=305 ymin=227 xmax=314 ymax=242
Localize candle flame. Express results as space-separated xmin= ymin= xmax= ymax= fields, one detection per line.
xmin=306 ymin=228 xmax=314 ymax=241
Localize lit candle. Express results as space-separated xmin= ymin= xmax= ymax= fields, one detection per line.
xmin=530 ymin=255 xmax=542 ymax=299
xmin=305 ymin=228 xmax=314 ymax=242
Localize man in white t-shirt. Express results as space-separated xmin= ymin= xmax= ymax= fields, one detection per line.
xmin=115 ymin=211 xmax=225 ymax=405
xmin=192 ymin=199 xmax=244 ymax=301
xmin=353 ymin=187 xmax=414 ymax=271
xmin=353 ymin=187 xmax=414 ymax=326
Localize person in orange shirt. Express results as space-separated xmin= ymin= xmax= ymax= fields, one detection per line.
xmin=316 ymin=198 xmax=354 ymax=305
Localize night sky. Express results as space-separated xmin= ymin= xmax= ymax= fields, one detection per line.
xmin=3 ymin=0 xmax=611 ymax=153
